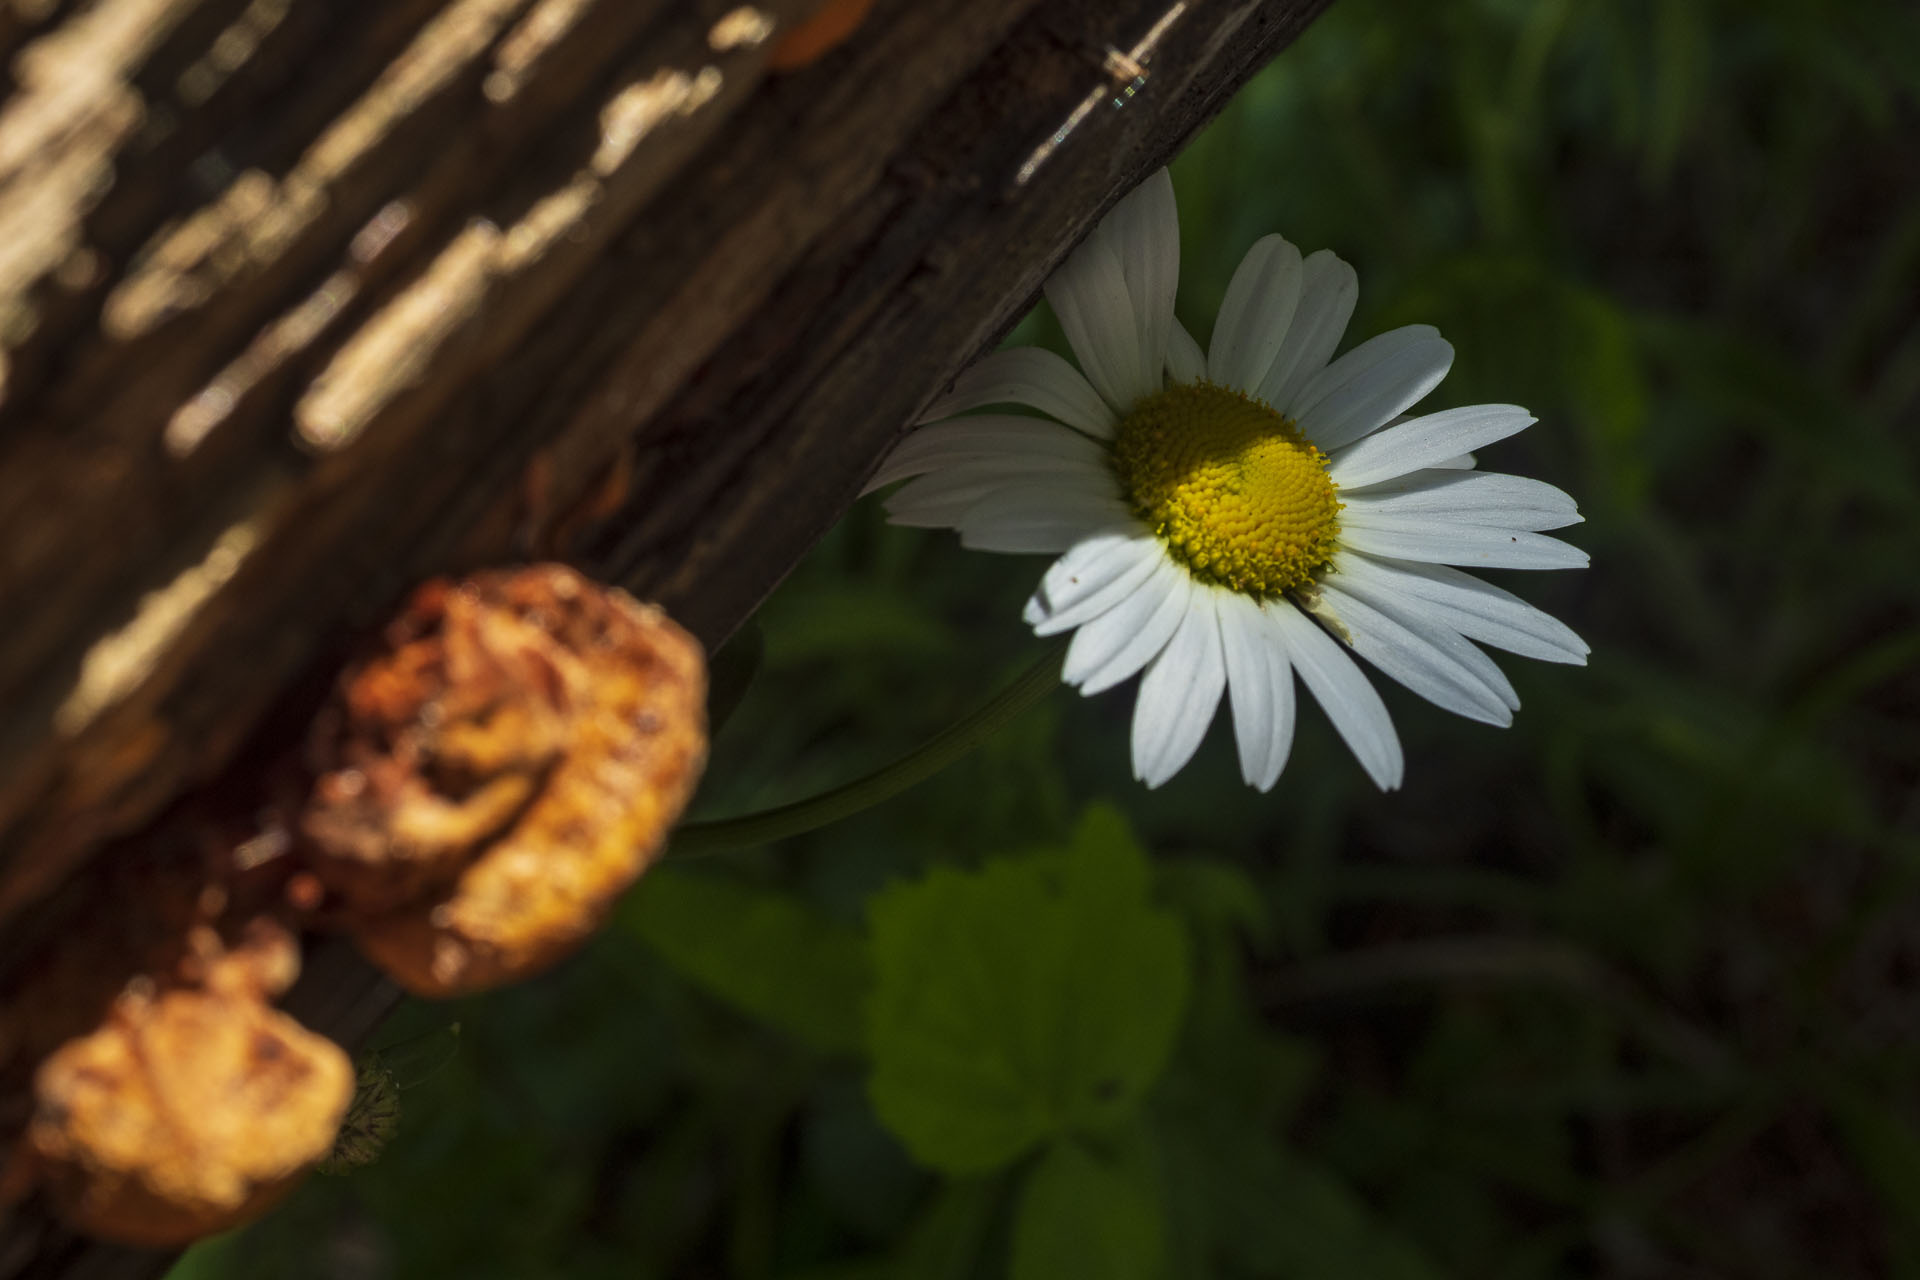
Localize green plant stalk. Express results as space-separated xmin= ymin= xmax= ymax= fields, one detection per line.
xmin=668 ymin=637 xmax=1068 ymax=857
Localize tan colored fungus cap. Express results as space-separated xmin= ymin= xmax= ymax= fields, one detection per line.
xmin=28 ymin=987 xmax=353 ymax=1247
xmin=307 ymin=565 xmax=707 ymax=996
xmin=0 ymin=847 xmax=308 ymax=1213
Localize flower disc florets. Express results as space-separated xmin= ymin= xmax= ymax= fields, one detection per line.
xmin=1112 ymin=382 xmax=1342 ymax=598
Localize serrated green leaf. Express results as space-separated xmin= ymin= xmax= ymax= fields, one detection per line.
xmin=866 ymin=804 xmax=1191 ymax=1174
xmin=620 ymin=868 xmax=870 ymax=1054
xmin=1012 ymin=1140 xmax=1166 ymax=1280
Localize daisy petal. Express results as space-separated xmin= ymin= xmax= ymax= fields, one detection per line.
xmin=1292 ymin=325 xmax=1454 ymax=451
xmin=959 ymin=518 xmax=1125 ymax=556
xmin=1337 ymin=520 xmax=1589 ymax=570
xmin=1258 ymin=621 xmax=1297 ymax=781
xmin=885 ymin=473 xmax=1025 ymax=526
xmin=1335 ymin=553 xmax=1589 ymax=663
xmin=1432 ymin=453 xmax=1477 ymax=470
xmin=1309 ymin=582 xmax=1513 ymax=726
xmin=866 ymin=416 xmax=1106 ymax=492
xmin=1328 ymin=404 xmax=1536 ymax=489
xmin=1166 ymin=316 xmax=1207 ymax=385
xmin=1029 ymin=529 xmax=1159 ymax=633
xmin=1025 ymin=531 xmax=1163 ymax=633
xmin=1266 ymin=598 xmax=1403 ymax=790
xmin=884 ymin=473 xmax=1016 ymax=526
xmin=882 ymin=455 xmax=1115 ymax=526
xmin=1341 ymin=471 xmax=1583 ymax=532
xmin=957 ymin=483 xmax=1133 ymax=553
xmin=1207 ymin=234 xmax=1304 ymax=394
xmin=918 ymin=348 xmax=1118 ymax=439
xmin=1100 ymin=168 xmax=1179 ymax=401
xmin=1257 ymin=249 xmax=1358 ymax=410
xmin=1215 ymin=589 xmax=1295 ymax=791
xmin=1131 ymin=591 xmax=1226 ymax=788
xmin=1451 ymin=638 xmax=1519 ymax=709
xmin=1048 ymin=231 xmax=1153 ymax=412
xmin=1347 ymin=581 xmax=1522 ymax=710
xmin=875 ymin=440 xmax=1108 ymax=498
xmin=1065 ymin=561 xmax=1194 ymax=694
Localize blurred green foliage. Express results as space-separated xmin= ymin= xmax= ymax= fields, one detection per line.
xmin=175 ymin=0 xmax=1920 ymax=1276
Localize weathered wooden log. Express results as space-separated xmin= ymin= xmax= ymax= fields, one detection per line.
xmin=0 ymin=0 xmax=1330 ymax=1271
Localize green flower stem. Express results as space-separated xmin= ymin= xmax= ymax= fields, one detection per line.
xmin=668 ymin=636 xmax=1069 ymax=857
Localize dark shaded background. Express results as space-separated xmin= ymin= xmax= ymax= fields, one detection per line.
xmin=177 ymin=0 xmax=1920 ymax=1276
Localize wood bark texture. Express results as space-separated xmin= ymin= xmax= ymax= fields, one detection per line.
xmin=0 ymin=0 xmax=1329 ymax=1271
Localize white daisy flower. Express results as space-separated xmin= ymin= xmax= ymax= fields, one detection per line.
xmin=867 ymin=170 xmax=1589 ymax=791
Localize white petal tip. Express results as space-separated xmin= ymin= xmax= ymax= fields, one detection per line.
xmin=1358 ymin=756 xmax=1403 ymax=791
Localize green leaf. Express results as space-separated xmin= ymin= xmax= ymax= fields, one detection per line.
xmin=1011 ymin=1140 xmax=1166 ymax=1280
xmin=619 ymin=868 xmax=871 ymax=1054
xmin=866 ymin=804 xmax=1191 ymax=1174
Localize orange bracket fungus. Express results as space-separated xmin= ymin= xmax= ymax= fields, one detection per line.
xmin=28 ymin=985 xmax=354 ymax=1248
xmin=1 ymin=839 xmax=348 ymax=1247
xmin=302 ymin=565 xmax=708 ymax=997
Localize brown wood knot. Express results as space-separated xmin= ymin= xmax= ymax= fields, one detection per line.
xmin=300 ymin=564 xmax=708 ymax=997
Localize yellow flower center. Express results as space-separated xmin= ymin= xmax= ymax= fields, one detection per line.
xmin=1111 ymin=382 xmax=1341 ymax=598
